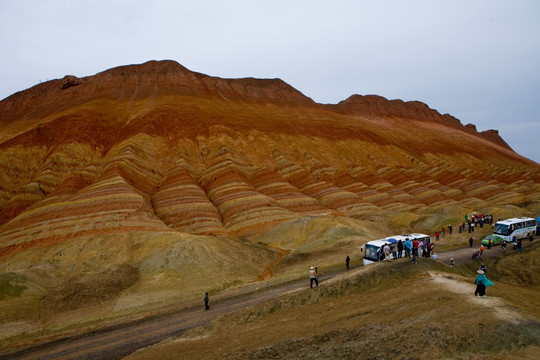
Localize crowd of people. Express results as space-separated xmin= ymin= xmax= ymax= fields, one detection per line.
xmin=199 ymin=212 xmax=535 ymax=310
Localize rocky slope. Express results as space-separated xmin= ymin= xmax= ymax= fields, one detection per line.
xmin=0 ymin=60 xmax=539 ymax=345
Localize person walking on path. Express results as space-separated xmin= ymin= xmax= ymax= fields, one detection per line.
xmin=449 ymin=224 xmax=453 ymax=234
xmin=346 ymin=255 xmax=350 ymax=269
xmin=474 ymin=270 xmax=494 ymax=297
xmin=517 ymin=239 xmax=523 ymax=253
xmin=480 ymin=244 xmax=484 ymax=256
xmin=204 ymin=292 xmax=210 ymax=310
xmin=309 ymin=266 xmax=319 ymax=288
xmin=469 ymin=237 xmax=473 ymax=247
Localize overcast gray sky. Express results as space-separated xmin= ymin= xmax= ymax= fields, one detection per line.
xmin=1 ymin=0 xmax=539 ymax=163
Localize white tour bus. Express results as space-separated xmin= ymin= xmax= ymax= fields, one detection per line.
xmin=362 ymin=233 xmax=431 ymax=265
xmin=493 ymin=217 xmax=536 ymax=242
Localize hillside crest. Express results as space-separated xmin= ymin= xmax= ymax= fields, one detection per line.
xmin=0 ymin=60 xmax=508 ymax=149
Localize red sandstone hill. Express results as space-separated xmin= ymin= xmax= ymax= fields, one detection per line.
xmin=0 ymin=60 xmax=539 ymax=252
xmin=1 ymin=60 xmax=539 ymax=344
xmin=329 ymin=94 xmax=512 ymax=149
xmin=0 ymin=60 xmax=512 ymax=151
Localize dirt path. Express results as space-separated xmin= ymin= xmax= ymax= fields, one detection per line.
xmin=435 ymin=243 xmax=507 ymax=265
xmin=0 ymin=244 xmax=522 ymax=360
xmin=427 ymin=271 xmax=523 ymax=324
xmin=0 ymin=275 xmax=323 ymax=360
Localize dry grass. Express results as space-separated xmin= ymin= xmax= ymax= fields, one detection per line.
xmin=127 ymin=244 xmax=540 ymax=360
xmin=0 ymin=231 xmax=279 ymax=344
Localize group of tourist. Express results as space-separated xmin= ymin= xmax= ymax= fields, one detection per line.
xmin=436 ymin=213 xmax=496 ymax=237
xmin=462 ymin=213 xmax=494 ymax=233
xmin=200 ymin=211 xmax=527 ymax=310
xmin=378 ymin=237 xmax=435 ymax=264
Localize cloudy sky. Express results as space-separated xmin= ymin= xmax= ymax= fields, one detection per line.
xmin=1 ymin=1 xmax=539 ymax=163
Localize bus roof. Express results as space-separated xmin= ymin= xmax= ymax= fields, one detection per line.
xmin=385 ymin=233 xmax=430 ymax=241
xmin=496 ymin=217 xmax=535 ymax=225
xmin=366 ymin=233 xmax=430 ymax=247
xmin=365 ymin=239 xmax=392 ymax=247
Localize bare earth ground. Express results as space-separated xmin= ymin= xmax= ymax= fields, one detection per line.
xmin=1 ymin=239 xmax=539 ymax=360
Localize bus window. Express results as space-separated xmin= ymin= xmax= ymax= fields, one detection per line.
xmin=494 ymin=224 xmax=509 ymax=236
xmin=364 ymin=245 xmax=379 ymax=261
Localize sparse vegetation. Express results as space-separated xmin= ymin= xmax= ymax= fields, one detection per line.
xmin=126 ymin=245 xmax=540 ymax=360
xmin=0 ymin=273 xmax=27 ymax=301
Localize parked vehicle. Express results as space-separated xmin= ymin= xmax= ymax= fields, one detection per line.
xmin=480 ymin=234 xmax=505 ymax=246
xmin=493 ymin=217 xmax=536 ymax=242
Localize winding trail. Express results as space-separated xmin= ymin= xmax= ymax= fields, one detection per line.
xmin=0 ymin=243 xmax=524 ymax=360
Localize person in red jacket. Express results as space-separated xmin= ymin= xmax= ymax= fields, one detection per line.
xmin=412 ymin=239 xmax=419 ymax=264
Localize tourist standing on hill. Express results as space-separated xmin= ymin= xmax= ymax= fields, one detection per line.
xmin=309 ymin=266 xmax=319 ymax=288
xmin=412 ymin=238 xmax=419 ymax=264
xmin=204 ymin=292 xmax=210 ymax=310
xmin=426 ymin=241 xmax=433 ymax=257
xmin=474 ymin=270 xmax=494 ymax=297
xmin=346 ymin=255 xmax=350 ymax=269
xmin=383 ymin=244 xmax=391 ymax=261
xmin=397 ymin=239 xmax=403 ymax=258
xmin=469 ymin=237 xmax=473 ymax=247
xmin=479 ymin=244 xmax=484 ymax=256
xmin=435 ymin=232 xmax=440 ymax=241
xmin=404 ymin=238 xmax=412 ymax=258
xmin=517 ymin=239 xmax=523 ymax=253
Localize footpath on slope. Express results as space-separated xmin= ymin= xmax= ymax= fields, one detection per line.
xmin=0 ymin=241 xmax=528 ymax=360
